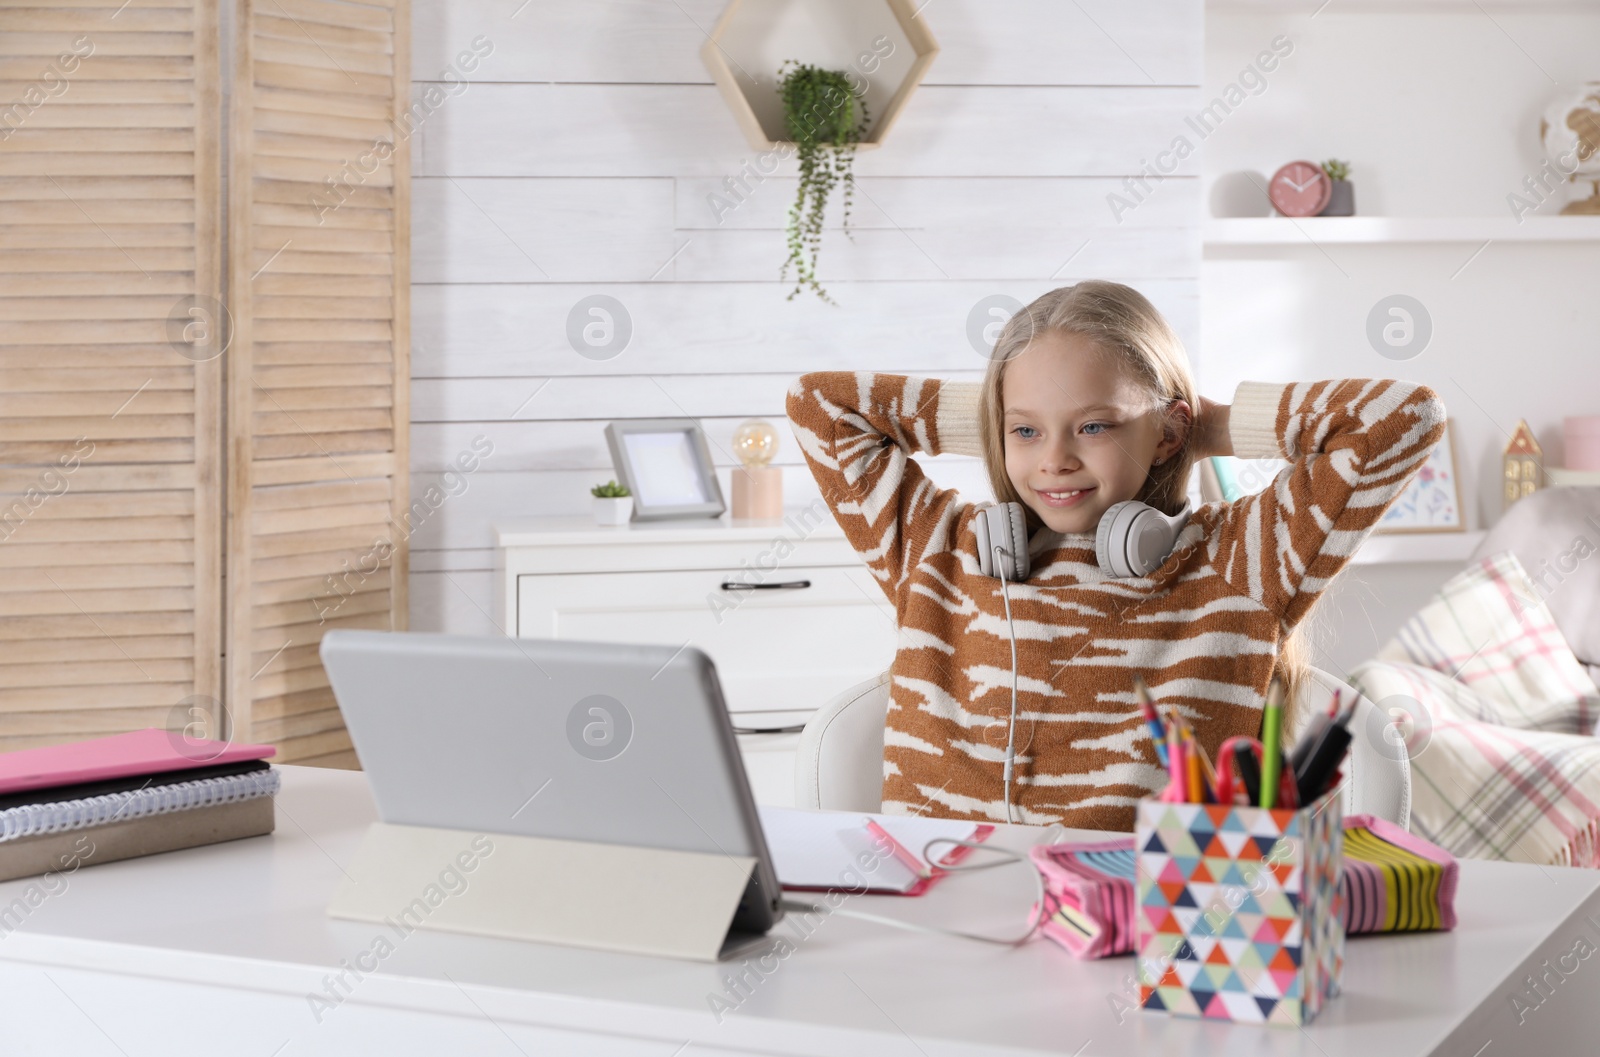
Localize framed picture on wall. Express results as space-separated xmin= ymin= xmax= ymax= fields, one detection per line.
xmin=1377 ymin=419 xmax=1465 ymax=533
xmin=603 ymin=419 xmax=727 ymax=521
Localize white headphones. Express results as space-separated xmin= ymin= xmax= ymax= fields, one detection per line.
xmin=972 ymin=497 xmax=1192 ymax=823
xmin=975 ymin=498 xmax=1192 ymax=582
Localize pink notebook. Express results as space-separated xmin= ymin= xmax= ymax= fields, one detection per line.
xmin=0 ymin=728 xmax=276 ymax=796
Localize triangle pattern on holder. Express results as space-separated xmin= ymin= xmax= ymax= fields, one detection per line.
xmin=1135 ymin=799 xmax=1333 ymax=1027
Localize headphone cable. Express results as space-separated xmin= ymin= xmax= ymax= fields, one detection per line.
xmin=779 ymin=837 xmax=1050 ymax=947
xmin=995 ymin=543 xmax=1020 ymax=826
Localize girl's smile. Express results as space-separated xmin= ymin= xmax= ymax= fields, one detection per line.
xmin=1034 ymin=485 xmax=1095 ymax=508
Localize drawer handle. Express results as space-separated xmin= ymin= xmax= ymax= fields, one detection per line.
xmin=719 ymin=579 xmax=811 ymax=591
xmin=732 ymin=723 xmax=809 ymax=735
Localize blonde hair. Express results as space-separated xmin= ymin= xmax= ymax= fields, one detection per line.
xmin=974 ymin=280 xmax=1310 ymax=729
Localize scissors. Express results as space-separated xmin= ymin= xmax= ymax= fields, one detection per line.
xmin=1214 ymin=737 xmax=1299 ymax=809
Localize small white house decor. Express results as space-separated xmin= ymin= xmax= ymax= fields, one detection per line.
xmin=1503 ymin=420 xmax=1545 ymax=509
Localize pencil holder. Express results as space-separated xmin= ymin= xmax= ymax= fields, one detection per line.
xmin=1134 ymin=789 xmax=1345 ymax=1026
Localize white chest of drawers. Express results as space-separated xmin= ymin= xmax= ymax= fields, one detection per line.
xmin=493 ymin=504 xmax=896 ymax=806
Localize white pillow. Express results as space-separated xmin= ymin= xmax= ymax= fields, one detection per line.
xmin=1377 ymin=551 xmax=1599 ymax=735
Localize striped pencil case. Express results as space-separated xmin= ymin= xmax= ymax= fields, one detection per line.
xmin=1341 ymin=814 xmax=1458 ymax=933
xmin=1029 ymin=839 xmax=1138 ymax=959
xmin=1030 ymin=817 xmax=1457 ymax=959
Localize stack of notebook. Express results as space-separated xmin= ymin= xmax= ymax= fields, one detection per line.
xmin=0 ymin=729 xmax=279 ymax=883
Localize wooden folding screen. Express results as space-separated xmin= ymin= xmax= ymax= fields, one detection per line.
xmin=227 ymin=0 xmax=410 ymax=766
xmin=0 ymin=0 xmax=408 ymax=767
xmin=0 ymin=0 xmax=223 ymax=754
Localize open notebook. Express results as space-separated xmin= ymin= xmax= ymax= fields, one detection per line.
xmin=758 ymin=805 xmax=993 ymax=896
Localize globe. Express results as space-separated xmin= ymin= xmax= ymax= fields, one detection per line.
xmin=1540 ymin=83 xmax=1600 ymax=213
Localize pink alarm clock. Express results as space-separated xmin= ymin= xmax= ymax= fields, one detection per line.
xmin=1268 ymin=161 xmax=1333 ymax=217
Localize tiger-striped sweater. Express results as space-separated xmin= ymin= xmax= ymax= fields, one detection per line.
xmin=786 ymin=373 xmax=1447 ymax=830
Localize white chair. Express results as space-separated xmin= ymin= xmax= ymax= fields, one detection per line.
xmin=793 ymin=667 xmax=1412 ymax=828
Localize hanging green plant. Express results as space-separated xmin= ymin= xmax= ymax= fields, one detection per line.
xmin=776 ymin=60 xmax=870 ymax=305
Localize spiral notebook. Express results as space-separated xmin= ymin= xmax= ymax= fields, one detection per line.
xmin=0 ymin=723 xmax=283 ymax=888
xmin=0 ymin=767 xmax=282 ymax=844
xmin=757 ymin=806 xmax=993 ymax=896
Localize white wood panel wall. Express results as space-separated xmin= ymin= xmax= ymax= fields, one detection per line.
xmin=406 ymin=0 xmax=1203 ymax=634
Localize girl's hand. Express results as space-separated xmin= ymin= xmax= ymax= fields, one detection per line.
xmin=1189 ymin=396 xmax=1233 ymax=459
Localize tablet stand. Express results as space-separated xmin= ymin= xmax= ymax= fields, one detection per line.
xmin=327 ymin=822 xmax=760 ymax=962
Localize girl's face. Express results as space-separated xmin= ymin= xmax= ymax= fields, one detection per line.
xmin=1000 ymin=330 xmax=1187 ymax=535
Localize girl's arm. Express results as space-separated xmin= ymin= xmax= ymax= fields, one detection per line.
xmin=1206 ymin=379 xmax=1447 ymax=628
xmin=786 ymin=372 xmax=982 ymax=609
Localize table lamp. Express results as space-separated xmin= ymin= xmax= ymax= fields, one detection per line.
xmin=731 ymin=419 xmax=782 ymax=518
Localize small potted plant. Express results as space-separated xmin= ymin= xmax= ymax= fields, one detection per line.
xmin=590 ymin=479 xmax=632 ymax=525
xmin=1319 ymin=159 xmax=1355 ymax=216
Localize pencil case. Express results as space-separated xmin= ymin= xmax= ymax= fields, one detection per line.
xmin=1340 ymin=814 xmax=1458 ymax=933
xmin=1029 ymin=839 xmax=1138 ymax=959
xmin=1032 ymin=813 xmax=1457 ymax=970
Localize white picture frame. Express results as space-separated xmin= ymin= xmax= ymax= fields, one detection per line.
xmin=1377 ymin=420 xmax=1465 ymax=533
xmin=603 ymin=419 xmax=726 ymax=521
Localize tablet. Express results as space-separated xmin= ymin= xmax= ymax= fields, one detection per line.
xmin=319 ymin=629 xmax=782 ymax=938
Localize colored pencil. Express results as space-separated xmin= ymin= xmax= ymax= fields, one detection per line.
xmin=1260 ymin=676 xmax=1286 ymax=809
xmin=1192 ymin=734 xmax=1218 ymax=801
xmin=1166 ymin=723 xmax=1184 ymax=800
xmin=1163 ymin=706 xmax=1219 ymax=803
xmin=1134 ymin=675 xmax=1169 ymax=768
xmin=1185 ymin=729 xmax=1203 ymax=803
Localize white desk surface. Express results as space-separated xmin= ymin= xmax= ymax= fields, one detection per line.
xmin=2 ymin=765 xmax=1598 ymax=1057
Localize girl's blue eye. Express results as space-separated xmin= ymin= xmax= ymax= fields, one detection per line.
xmin=1012 ymin=425 xmax=1038 ymax=440
xmin=1082 ymin=422 xmax=1110 ymax=436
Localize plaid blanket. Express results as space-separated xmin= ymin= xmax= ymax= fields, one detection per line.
xmin=1348 ymin=552 xmax=1600 ymax=867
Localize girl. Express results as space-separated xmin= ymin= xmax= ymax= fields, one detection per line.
xmin=786 ymin=280 xmax=1446 ymax=831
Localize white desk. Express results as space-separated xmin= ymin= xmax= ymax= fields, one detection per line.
xmin=2 ymin=766 xmax=1597 ymax=1056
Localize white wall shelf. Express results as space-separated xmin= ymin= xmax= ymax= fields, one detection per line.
xmin=1204 ymin=216 xmax=1600 ymax=246
xmin=1351 ymin=530 xmax=1485 ymax=566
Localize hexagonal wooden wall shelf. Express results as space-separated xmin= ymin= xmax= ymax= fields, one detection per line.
xmin=701 ymin=0 xmax=938 ymax=152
